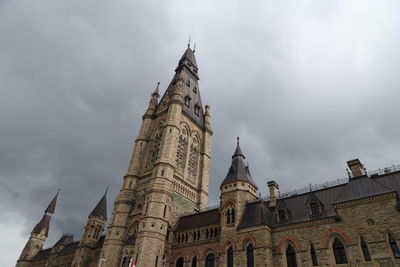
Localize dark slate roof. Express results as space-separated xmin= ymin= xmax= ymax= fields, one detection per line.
xmin=32 ymin=214 xmax=51 ymax=236
xmin=221 ymin=141 xmax=258 ymax=189
xmin=31 ymin=248 xmax=51 ymax=261
xmin=54 ymin=234 xmax=74 ymax=246
xmin=175 ymin=209 xmax=220 ymax=232
xmin=45 ymin=190 xmax=59 ymax=214
xmin=237 ymin=172 xmax=400 ymax=230
xmin=335 ymin=175 xmax=394 ymax=204
xmin=237 ymin=201 xmax=270 ymax=229
xmin=58 ymin=241 xmax=79 ymax=256
xmin=89 ymin=192 xmax=107 ymax=218
xmin=159 ymin=47 xmax=204 ymax=127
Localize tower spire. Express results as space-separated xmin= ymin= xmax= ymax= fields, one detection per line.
xmin=44 ymin=189 xmax=59 ymax=214
xmin=89 ymin=189 xmax=107 ymax=219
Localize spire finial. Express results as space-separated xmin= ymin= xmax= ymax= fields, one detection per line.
xmin=152 ymin=82 xmax=160 ymax=97
xmin=105 ymin=185 xmax=109 ymax=195
xmin=188 ymin=36 xmax=191 ymax=48
xmin=237 ymin=136 xmax=240 ymax=146
xmin=193 ymin=42 xmax=196 ymax=53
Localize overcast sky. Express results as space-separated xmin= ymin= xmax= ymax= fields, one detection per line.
xmin=1 ymin=0 xmax=400 ymax=266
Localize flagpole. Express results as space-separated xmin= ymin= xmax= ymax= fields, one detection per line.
xmin=98 ymin=258 xmax=106 ymax=267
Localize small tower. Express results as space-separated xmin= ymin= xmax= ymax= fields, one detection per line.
xmin=220 ymin=138 xmax=258 ymax=229
xmin=16 ymin=191 xmax=59 ymax=267
xmin=72 ymin=190 xmax=107 ymax=267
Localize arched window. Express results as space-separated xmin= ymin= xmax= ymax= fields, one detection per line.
xmin=333 ymin=238 xmax=348 ymax=264
xmin=192 ymin=256 xmax=197 ymax=267
xmin=310 ymin=244 xmax=318 ymax=266
xmin=227 ymin=247 xmax=233 ymax=267
xmin=206 ymin=229 xmax=209 ymax=239
xmin=188 ymin=142 xmax=199 ymax=176
xmin=286 ymin=244 xmax=297 ymax=267
xmin=176 ymin=131 xmax=187 ymax=170
xmin=231 ymin=209 xmax=235 ymax=223
xmin=226 ymin=209 xmax=231 ymax=224
xmin=176 ymin=257 xmax=184 ymax=267
xmin=389 ymin=234 xmax=400 ymax=258
xmin=205 ymin=254 xmax=215 ymax=267
xmin=149 ymin=131 xmax=162 ymax=165
xmin=360 ymin=237 xmax=371 ymax=261
xmin=155 ymin=256 xmax=158 ymax=267
xmin=247 ymin=244 xmax=254 ymax=267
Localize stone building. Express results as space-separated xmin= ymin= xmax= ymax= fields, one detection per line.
xmin=17 ymin=46 xmax=400 ymax=267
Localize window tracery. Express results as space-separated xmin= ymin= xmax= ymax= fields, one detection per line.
xmin=148 ymin=131 xmax=162 ymax=166
xmin=188 ymin=138 xmax=199 ymax=176
xmin=176 ymin=129 xmax=188 ymax=170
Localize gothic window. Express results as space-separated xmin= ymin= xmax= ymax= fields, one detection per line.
xmin=149 ymin=131 xmax=162 ymax=165
xmin=127 ymin=228 xmax=137 ymax=245
xmin=176 ymin=132 xmax=187 ymax=170
xmin=155 ymin=256 xmax=158 ymax=267
xmin=197 ymin=230 xmax=200 ymax=240
xmin=194 ymin=105 xmax=200 ymax=116
xmin=188 ymin=141 xmax=199 ymax=176
xmin=310 ymin=201 xmax=321 ymax=215
xmin=227 ymin=247 xmax=233 ymax=267
xmin=121 ymin=257 xmax=129 ymax=267
xmin=333 ymin=238 xmax=348 ymax=264
xmin=206 ymin=229 xmax=209 ymax=239
xmin=286 ymin=244 xmax=297 ymax=267
xmin=310 ymin=244 xmax=318 ymax=266
xmin=278 ymin=209 xmax=288 ymax=222
xmin=186 ymin=79 xmax=191 ymax=87
xmin=185 ymin=96 xmax=191 ymax=107
xmin=205 ymin=254 xmax=215 ymax=267
xmin=192 ymin=256 xmax=197 ymax=267
xmin=389 ymin=234 xmax=400 ymax=258
xmin=176 ymin=257 xmax=184 ymax=267
xmin=231 ymin=209 xmax=235 ymax=223
xmin=246 ymin=244 xmax=254 ymax=267
xmin=226 ymin=209 xmax=231 ymax=224
xmin=214 ymin=227 xmax=217 ymax=237
xmin=361 ymin=237 xmax=371 ymax=261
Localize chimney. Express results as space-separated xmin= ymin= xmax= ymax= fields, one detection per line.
xmin=347 ymin=159 xmax=365 ymax=178
xmin=267 ymin=180 xmax=279 ymax=208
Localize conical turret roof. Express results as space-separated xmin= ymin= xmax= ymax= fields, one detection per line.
xmin=89 ymin=190 xmax=107 ymax=219
xmin=221 ymin=139 xmax=258 ymax=189
xmin=45 ymin=190 xmax=59 ymax=214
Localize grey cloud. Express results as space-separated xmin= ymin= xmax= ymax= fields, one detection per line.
xmin=1 ymin=1 xmax=400 ymax=266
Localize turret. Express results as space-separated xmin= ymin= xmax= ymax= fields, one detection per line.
xmin=16 ymin=191 xmax=59 ymax=267
xmin=72 ymin=190 xmax=107 ymax=267
xmin=220 ymin=139 xmax=258 ymax=229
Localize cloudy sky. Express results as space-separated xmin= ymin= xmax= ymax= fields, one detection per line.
xmin=1 ymin=0 xmax=400 ymax=265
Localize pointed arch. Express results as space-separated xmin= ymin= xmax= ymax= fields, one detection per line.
xmin=227 ymin=246 xmax=233 ymax=267
xmin=388 ymin=232 xmax=400 ymax=259
xmin=285 ymin=244 xmax=298 ymax=267
xmin=277 ymin=235 xmax=302 ymax=253
xmin=321 ymin=228 xmax=352 ymax=248
xmin=332 ymin=238 xmax=348 ymax=264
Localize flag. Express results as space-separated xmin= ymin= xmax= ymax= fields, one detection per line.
xmin=129 ymin=257 xmax=136 ymax=267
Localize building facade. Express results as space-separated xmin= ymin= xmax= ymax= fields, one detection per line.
xmin=17 ymin=46 xmax=400 ymax=267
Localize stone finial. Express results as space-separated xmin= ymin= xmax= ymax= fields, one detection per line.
xmin=347 ymin=159 xmax=366 ymax=178
xmin=267 ymin=180 xmax=279 ymax=208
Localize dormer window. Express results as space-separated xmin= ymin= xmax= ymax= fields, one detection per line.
xmin=185 ymin=96 xmax=191 ymax=107
xmin=194 ymin=105 xmax=200 ymax=116
xmin=277 ymin=209 xmax=288 ymax=222
xmin=310 ymin=201 xmax=321 ymax=215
